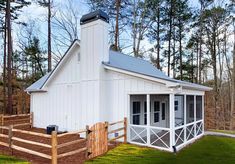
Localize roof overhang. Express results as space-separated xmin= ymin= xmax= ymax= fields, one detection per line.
xmin=41 ymin=40 xmax=80 ymax=90
xmin=25 ymin=40 xmax=80 ymax=93
xmin=26 ymin=89 xmax=47 ymax=94
xmin=103 ymin=64 xmax=212 ymax=92
xmin=103 ymin=64 xmax=180 ymax=88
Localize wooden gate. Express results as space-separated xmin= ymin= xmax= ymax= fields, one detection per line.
xmin=87 ymin=122 xmax=108 ymax=159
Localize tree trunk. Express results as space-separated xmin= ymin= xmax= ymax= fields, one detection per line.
xmin=167 ymin=1 xmax=173 ymax=77
xmin=172 ymin=23 xmax=176 ymax=79
xmin=133 ymin=0 xmax=137 ymax=57
xmin=196 ymin=40 xmax=199 ymax=83
xmin=3 ymin=14 xmax=7 ymax=114
xmin=191 ymin=52 xmax=194 ymax=82
xmin=114 ymin=0 xmax=121 ymax=51
xmin=48 ymin=0 xmax=52 ymax=72
xmin=156 ymin=2 xmax=160 ymax=69
xmin=212 ymin=29 xmax=218 ymax=129
xmin=179 ymin=22 xmax=183 ymax=80
xmin=231 ymin=22 xmax=235 ymax=130
xmin=198 ymin=4 xmax=203 ymax=84
xmin=199 ymin=38 xmax=202 ymax=84
xmin=6 ymin=0 xmax=13 ymax=114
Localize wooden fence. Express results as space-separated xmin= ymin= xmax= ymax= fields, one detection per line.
xmin=0 ymin=117 xmax=127 ymax=164
xmin=108 ymin=117 xmax=127 ymax=143
xmin=0 ymin=125 xmax=87 ymax=164
xmin=0 ymin=113 xmax=33 ymax=128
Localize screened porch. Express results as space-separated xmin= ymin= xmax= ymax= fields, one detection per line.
xmin=128 ymin=94 xmax=204 ymax=152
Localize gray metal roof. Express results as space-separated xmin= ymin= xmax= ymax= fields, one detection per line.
xmin=25 ymin=73 xmax=51 ymax=92
xmin=103 ymin=51 xmax=212 ymax=91
xmin=26 ymin=50 xmax=211 ymax=92
xmin=104 ymin=51 xmax=174 ymax=81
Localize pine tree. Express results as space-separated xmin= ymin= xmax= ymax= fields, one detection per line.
xmin=147 ymin=0 xmax=164 ymax=68
xmin=175 ymin=0 xmax=192 ymax=80
xmin=198 ymin=0 xmax=214 ymax=84
xmin=1 ymin=0 xmax=30 ymax=114
xmin=37 ymin=0 xmax=52 ymax=72
xmin=86 ymin=0 xmax=131 ymax=51
xmin=130 ymin=0 xmax=152 ymax=57
xmin=202 ymin=6 xmax=228 ymax=128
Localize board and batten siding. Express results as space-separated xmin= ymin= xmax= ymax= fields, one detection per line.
xmin=31 ymin=53 xmax=173 ymax=131
xmin=31 ymin=44 xmax=82 ymax=131
xmin=100 ymin=70 xmax=172 ymax=124
xmin=30 ymin=43 xmax=204 ymax=131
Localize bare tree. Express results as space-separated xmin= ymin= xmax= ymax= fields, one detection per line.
xmin=131 ymin=0 xmax=152 ymax=57
xmin=52 ymin=0 xmax=81 ymax=48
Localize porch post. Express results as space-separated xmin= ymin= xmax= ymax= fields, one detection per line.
xmin=202 ymin=95 xmax=205 ymax=134
xmin=169 ymin=93 xmax=175 ymax=150
xmin=147 ymin=94 xmax=150 ymax=145
xmin=127 ymin=95 xmax=130 ymax=142
xmin=194 ymin=95 xmax=196 ymax=137
xmin=184 ymin=94 xmax=187 ymax=143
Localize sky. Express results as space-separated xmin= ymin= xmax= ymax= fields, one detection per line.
xmin=0 ymin=0 xmax=230 ymax=78
xmin=16 ymin=0 xmax=199 ymax=47
xmin=14 ymin=0 xmax=200 ymax=56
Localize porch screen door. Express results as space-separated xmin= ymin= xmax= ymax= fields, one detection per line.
xmin=151 ymin=101 xmax=160 ymax=126
xmin=151 ymin=101 xmax=166 ymax=127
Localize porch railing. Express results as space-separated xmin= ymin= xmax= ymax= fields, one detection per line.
xmin=174 ymin=119 xmax=203 ymax=149
xmin=129 ymin=124 xmax=171 ymax=151
xmin=129 ymin=119 xmax=204 ymax=152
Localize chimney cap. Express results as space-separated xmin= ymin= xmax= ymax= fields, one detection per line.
xmin=80 ymin=10 xmax=109 ymax=25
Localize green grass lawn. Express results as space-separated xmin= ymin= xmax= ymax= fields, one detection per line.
xmin=86 ymin=136 xmax=235 ymax=164
xmin=0 ymin=155 xmax=28 ymax=164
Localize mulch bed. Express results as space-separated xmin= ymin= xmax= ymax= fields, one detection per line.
xmin=0 ymin=126 xmax=87 ymax=164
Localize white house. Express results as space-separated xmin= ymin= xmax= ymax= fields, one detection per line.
xmin=26 ymin=10 xmax=212 ymax=152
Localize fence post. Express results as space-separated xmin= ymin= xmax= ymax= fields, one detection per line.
xmin=124 ymin=117 xmax=127 ymax=143
xmin=0 ymin=114 xmax=3 ymax=133
xmin=8 ymin=125 xmax=13 ymax=154
xmin=85 ymin=125 xmax=89 ymax=159
xmin=51 ymin=131 xmax=58 ymax=164
xmin=105 ymin=121 xmax=109 ymax=151
xmin=30 ymin=112 xmax=33 ymax=128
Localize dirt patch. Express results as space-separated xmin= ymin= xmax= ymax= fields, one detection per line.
xmin=0 ymin=127 xmax=87 ymax=164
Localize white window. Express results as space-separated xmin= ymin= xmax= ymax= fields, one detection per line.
xmin=132 ymin=101 xmax=141 ymax=125
xmin=196 ymin=96 xmax=203 ymax=120
xmin=154 ymin=101 xmax=160 ymax=123
xmin=175 ymin=100 xmax=179 ymax=111
xmin=162 ymin=102 xmax=166 ymax=120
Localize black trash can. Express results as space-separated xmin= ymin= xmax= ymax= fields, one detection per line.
xmin=46 ymin=125 xmax=58 ymax=134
